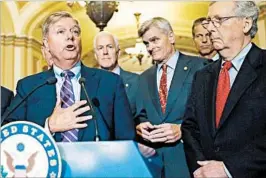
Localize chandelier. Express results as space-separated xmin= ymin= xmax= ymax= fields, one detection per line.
xmin=124 ymin=12 xmax=149 ymax=65
xmin=67 ymin=1 xmax=119 ymax=31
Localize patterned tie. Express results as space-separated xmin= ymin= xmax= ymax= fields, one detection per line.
xmin=159 ymin=64 xmax=168 ymax=113
xmin=216 ymin=61 xmax=232 ymax=128
xmin=60 ymin=70 xmax=78 ymax=142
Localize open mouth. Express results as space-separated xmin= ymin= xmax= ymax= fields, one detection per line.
xmin=65 ymin=44 xmax=76 ymax=51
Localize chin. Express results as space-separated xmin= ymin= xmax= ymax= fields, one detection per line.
xmin=201 ymin=49 xmax=212 ymax=54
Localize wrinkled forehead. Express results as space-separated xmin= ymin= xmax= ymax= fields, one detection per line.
xmin=96 ymin=33 xmax=115 ymax=46
xmin=208 ymin=2 xmax=236 ymax=18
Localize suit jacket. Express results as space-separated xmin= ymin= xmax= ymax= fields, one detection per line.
xmin=120 ymin=68 xmax=139 ymax=116
xmin=181 ymin=44 xmax=266 ymax=177
xmin=4 ymin=64 xmax=136 ymax=141
xmin=1 ymin=86 xmax=14 ymax=116
xmin=135 ymin=53 xmax=207 ymax=177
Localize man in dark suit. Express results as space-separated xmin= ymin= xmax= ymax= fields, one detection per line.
xmin=135 ymin=17 xmax=207 ymax=177
xmin=4 ymin=11 xmax=135 ymax=141
xmin=1 ymin=86 xmax=14 ymax=116
xmin=93 ymin=31 xmax=139 ymax=115
xmin=182 ymin=2 xmax=266 ymax=177
xmin=192 ymin=17 xmax=219 ymax=61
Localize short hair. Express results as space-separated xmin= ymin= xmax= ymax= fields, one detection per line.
xmin=138 ymin=17 xmax=173 ymax=37
xmin=210 ymin=1 xmax=259 ymax=38
xmin=192 ymin=17 xmax=207 ymax=38
xmin=93 ymin=31 xmax=120 ymax=50
xmin=42 ymin=11 xmax=80 ymax=38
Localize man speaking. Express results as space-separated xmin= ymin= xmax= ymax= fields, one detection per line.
xmin=3 ymin=11 xmax=135 ymax=142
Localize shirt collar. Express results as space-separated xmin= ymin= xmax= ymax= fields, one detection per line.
xmin=157 ymin=51 xmax=179 ymax=71
xmin=53 ymin=61 xmax=81 ymax=79
xmin=212 ymin=53 xmax=220 ymax=61
xmin=112 ymin=65 xmax=120 ymax=75
xmin=222 ymin=43 xmax=252 ymax=71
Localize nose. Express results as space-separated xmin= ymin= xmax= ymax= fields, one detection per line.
xmin=202 ymin=35 xmax=207 ymax=43
xmin=103 ymin=47 xmax=108 ymax=55
xmin=147 ymin=43 xmax=154 ymax=53
xmin=206 ymin=21 xmax=216 ymax=34
xmin=66 ymin=31 xmax=74 ymax=41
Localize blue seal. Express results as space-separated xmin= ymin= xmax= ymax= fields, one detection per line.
xmin=1 ymin=121 xmax=62 ymax=177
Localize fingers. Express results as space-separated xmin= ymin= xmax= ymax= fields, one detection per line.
xmin=74 ymin=105 xmax=91 ymax=116
xmin=136 ymin=122 xmax=154 ymax=130
xmin=73 ymin=123 xmax=88 ymax=129
xmin=149 ymin=127 xmax=165 ymax=135
xmin=143 ymin=148 xmax=156 ymax=158
xmin=137 ymin=130 xmax=150 ymax=140
xmin=136 ymin=122 xmax=153 ymax=140
xmin=197 ymin=160 xmax=211 ymax=166
xmin=69 ymin=100 xmax=87 ymax=111
xmin=76 ymin=115 xmax=93 ymax=123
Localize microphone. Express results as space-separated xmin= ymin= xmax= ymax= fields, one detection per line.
xmin=91 ymin=97 xmax=112 ymax=139
xmin=79 ymin=77 xmax=100 ymax=141
xmin=1 ymin=77 xmax=57 ymax=125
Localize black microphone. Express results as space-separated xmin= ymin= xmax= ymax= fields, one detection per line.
xmin=91 ymin=97 xmax=113 ymax=139
xmin=79 ymin=77 xmax=100 ymax=142
xmin=1 ymin=77 xmax=57 ymax=125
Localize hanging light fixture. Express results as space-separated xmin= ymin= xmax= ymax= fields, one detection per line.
xmin=67 ymin=1 xmax=119 ymax=31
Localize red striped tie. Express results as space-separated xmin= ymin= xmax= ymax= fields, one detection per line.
xmin=159 ymin=64 xmax=168 ymax=113
xmin=216 ymin=61 xmax=232 ymax=128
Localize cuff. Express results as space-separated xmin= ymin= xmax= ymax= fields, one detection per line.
xmin=223 ymin=163 xmax=232 ymax=178
xmin=44 ymin=117 xmax=55 ymax=136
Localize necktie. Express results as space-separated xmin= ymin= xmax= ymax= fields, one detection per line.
xmin=159 ymin=64 xmax=168 ymax=113
xmin=216 ymin=61 xmax=232 ymax=128
xmin=60 ymin=70 xmax=78 ymax=142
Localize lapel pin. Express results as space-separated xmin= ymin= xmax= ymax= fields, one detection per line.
xmin=184 ymin=66 xmax=188 ymax=71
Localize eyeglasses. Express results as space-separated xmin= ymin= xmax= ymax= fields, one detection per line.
xmin=201 ymin=16 xmax=241 ymax=29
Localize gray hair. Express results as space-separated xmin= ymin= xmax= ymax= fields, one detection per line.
xmin=138 ymin=17 xmax=173 ymax=37
xmin=210 ymin=1 xmax=259 ymax=38
xmin=42 ymin=11 xmax=80 ymax=38
xmin=93 ymin=31 xmax=120 ymax=50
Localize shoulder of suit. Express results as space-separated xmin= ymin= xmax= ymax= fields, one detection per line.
xmin=180 ymin=53 xmax=207 ymax=65
xmin=83 ymin=66 xmax=121 ymax=83
xmin=1 ymin=86 xmax=13 ymax=95
xmin=120 ymin=69 xmax=139 ymax=79
xmin=16 ymin=70 xmax=49 ymax=85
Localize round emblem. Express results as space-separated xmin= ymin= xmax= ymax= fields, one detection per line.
xmin=1 ymin=121 xmax=61 ymax=178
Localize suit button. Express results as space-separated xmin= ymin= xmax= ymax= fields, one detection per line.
xmin=215 ymin=147 xmax=220 ymax=152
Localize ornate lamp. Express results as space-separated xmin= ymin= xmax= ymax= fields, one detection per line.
xmin=85 ymin=1 xmax=119 ymax=31
xmin=125 ymin=12 xmax=148 ymax=65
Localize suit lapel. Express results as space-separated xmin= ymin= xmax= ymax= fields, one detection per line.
xmin=38 ymin=69 xmax=61 ymax=141
xmin=217 ymin=45 xmax=261 ymax=129
xmin=163 ymin=54 xmax=190 ymax=120
xmin=78 ymin=65 xmax=100 ymax=141
xmin=147 ymin=65 xmax=164 ymax=119
xmin=204 ymin=60 xmax=221 ymax=137
xmin=120 ymin=68 xmax=131 ymax=94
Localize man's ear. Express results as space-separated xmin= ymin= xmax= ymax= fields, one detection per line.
xmin=243 ymin=17 xmax=253 ymax=34
xmin=168 ymin=31 xmax=175 ymax=44
xmin=43 ymin=38 xmax=49 ymax=48
xmin=117 ymin=48 xmax=121 ymax=58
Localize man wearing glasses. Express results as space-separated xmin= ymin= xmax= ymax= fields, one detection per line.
xmin=182 ymin=1 xmax=266 ymax=177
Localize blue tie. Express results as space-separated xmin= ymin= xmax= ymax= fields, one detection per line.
xmin=60 ymin=70 xmax=78 ymax=142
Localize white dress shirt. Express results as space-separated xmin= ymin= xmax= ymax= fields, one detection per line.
xmin=156 ymin=51 xmax=179 ymax=91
